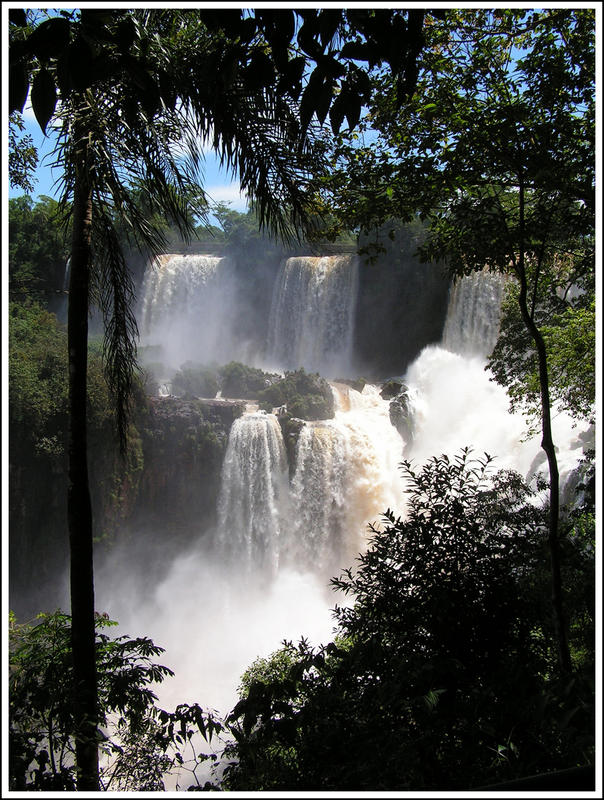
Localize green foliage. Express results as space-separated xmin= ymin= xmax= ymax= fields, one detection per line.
xmin=8 ymin=610 xmax=223 ymax=791
xmin=8 ymin=303 xmax=124 ymax=455
xmin=9 ymin=301 xmax=69 ymax=447
xmin=223 ymin=450 xmax=595 ymax=790
xmin=172 ymin=363 xmax=220 ymax=399
xmin=220 ymin=361 xmax=278 ymax=399
xmin=168 ymin=361 xmax=281 ymax=400
xmin=541 ymin=301 xmax=595 ymax=422
xmin=9 ymin=195 xmax=70 ymax=301
xmin=9 ymin=112 xmax=38 ymax=194
xmin=489 ymin=285 xmax=595 ymax=429
xmin=8 ymin=301 xmax=148 ymax=551
xmin=257 ymin=368 xmax=335 ymax=420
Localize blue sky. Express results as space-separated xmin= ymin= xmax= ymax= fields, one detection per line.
xmin=10 ymin=101 xmax=250 ymax=217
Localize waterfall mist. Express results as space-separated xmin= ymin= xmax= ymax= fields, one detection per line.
xmin=101 ymin=251 xmax=591 ymax=733
xmin=11 ymin=245 xmax=592 ymax=789
xmin=139 ymin=253 xmax=259 ymax=373
xmin=266 ymin=255 xmax=359 ymax=376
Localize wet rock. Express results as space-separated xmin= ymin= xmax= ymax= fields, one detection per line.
xmin=389 ymin=395 xmax=413 ymax=445
xmin=380 ymin=381 xmax=414 ymax=444
xmin=380 ymin=379 xmax=404 ymax=400
xmin=278 ymin=414 xmax=305 ymax=477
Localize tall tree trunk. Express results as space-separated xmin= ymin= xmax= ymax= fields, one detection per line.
xmin=517 ymin=178 xmax=572 ymax=674
xmin=68 ymin=130 xmax=99 ymax=789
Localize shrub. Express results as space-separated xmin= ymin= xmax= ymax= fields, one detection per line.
xmin=172 ymin=363 xmax=220 ymax=398
xmin=222 ymin=450 xmax=595 ymax=791
xmin=257 ymin=369 xmax=334 ymax=420
xmin=219 ymin=361 xmax=277 ymax=399
xmin=8 ymin=610 xmax=222 ymax=791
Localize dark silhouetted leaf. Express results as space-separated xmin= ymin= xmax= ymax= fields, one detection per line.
xmin=113 ymin=15 xmax=137 ymax=53
xmin=80 ymin=8 xmax=115 ymax=29
xmin=343 ymin=93 xmax=362 ymax=131
xmin=297 ymin=20 xmax=321 ymax=59
xmin=66 ymin=35 xmax=94 ymax=90
xmin=316 ymin=53 xmax=347 ymax=80
xmin=31 ymin=68 xmax=56 ymax=134
xmin=55 ymin=51 xmax=72 ymax=96
xmin=27 ymin=17 xmax=71 ymax=60
xmin=299 ymin=69 xmax=325 ymax=132
xmin=246 ymin=50 xmax=275 ymax=89
xmin=9 ymin=9 xmax=27 ymax=27
xmin=315 ymin=78 xmax=334 ymax=126
xmin=237 ymin=15 xmax=258 ymax=44
xmin=339 ymin=41 xmax=373 ymax=63
xmin=277 ymin=55 xmax=306 ymax=99
xmin=317 ymin=9 xmax=342 ymax=48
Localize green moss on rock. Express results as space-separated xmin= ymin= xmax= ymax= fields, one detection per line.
xmin=257 ymin=369 xmax=334 ymax=420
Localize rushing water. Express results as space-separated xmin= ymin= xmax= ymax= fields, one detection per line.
xmin=216 ymin=384 xmax=405 ymax=580
xmin=442 ymin=270 xmax=508 ymax=358
xmin=217 ymin=412 xmax=289 ymax=575
xmin=266 ymin=254 xmax=359 ymax=375
xmin=139 ymin=253 xmax=252 ymax=370
xmin=92 ymin=251 xmax=591 ymax=788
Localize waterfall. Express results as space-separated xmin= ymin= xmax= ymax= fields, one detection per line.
xmin=266 ymin=255 xmax=359 ymax=375
xmin=441 ymin=271 xmax=508 ymax=358
xmin=216 ymin=383 xmax=405 ymax=580
xmin=404 ymin=267 xmax=588 ymax=489
xmin=288 ymin=384 xmax=404 ymax=575
xmin=140 ymin=254 xmax=222 ymax=332
xmin=139 ymin=254 xmax=250 ymax=370
xmin=217 ymin=412 xmax=289 ymax=575
xmin=86 ymin=247 xmax=592 ymax=757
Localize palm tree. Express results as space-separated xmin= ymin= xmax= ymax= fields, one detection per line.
xmin=9 ymin=8 xmax=425 ymax=787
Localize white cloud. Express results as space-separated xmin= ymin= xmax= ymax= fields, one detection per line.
xmin=205 ymin=182 xmax=249 ymax=211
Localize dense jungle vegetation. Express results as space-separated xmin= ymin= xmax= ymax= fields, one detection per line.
xmin=8 ymin=6 xmax=596 ymax=793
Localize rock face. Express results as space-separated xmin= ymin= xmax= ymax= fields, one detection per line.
xmin=278 ymin=415 xmax=306 ymax=477
xmin=354 ymin=222 xmax=451 ymax=377
xmin=135 ymin=397 xmax=244 ymax=543
xmin=380 ymin=381 xmax=414 ymax=445
xmin=380 ymin=379 xmax=404 ymax=400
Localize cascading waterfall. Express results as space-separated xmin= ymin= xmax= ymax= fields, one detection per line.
xmin=288 ymin=383 xmax=405 ymax=575
xmin=266 ymin=254 xmax=359 ymax=375
xmin=217 ymin=412 xmax=289 ymax=575
xmin=90 ymin=251 xmax=591 ymax=782
xmin=216 ymin=383 xmax=405 ymax=580
xmin=441 ymin=270 xmax=508 ymax=358
xmin=139 ymin=253 xmax=250 ymax=370
xmin=404 ymin=270 xmax=590 ymax=490
xmin=140 ymin=254 xmax=222 ymax=332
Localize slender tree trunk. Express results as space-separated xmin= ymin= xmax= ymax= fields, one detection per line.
xmin=517 ymin=179 xmax=572 ymax=674
xmin=68 ymin=129 xmax=99 ymax=789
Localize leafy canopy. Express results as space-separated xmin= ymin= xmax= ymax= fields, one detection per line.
xmin=222 ymin=449 xmax=594 ymax=790
xmin=9 ymin=610 xmax=223 ymax=791
xmin=315 ymin=10 xmax=594 ymax=419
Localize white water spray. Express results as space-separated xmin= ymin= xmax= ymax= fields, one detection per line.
xmin=217 ymin=412 xmax=289 ymax=575
xmin=266 ymin=255 xmax=359 ymax=375
xmin=139 ymin=254 xmax=253 ymax=370
xmin=442 ymin=270 xmax=508 ymax=358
